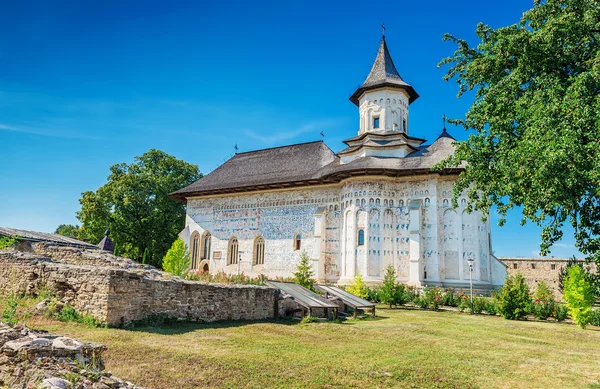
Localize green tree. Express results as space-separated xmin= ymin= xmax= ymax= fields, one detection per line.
xmin=379 ymin=265 xmax=399 ymax=308
xmin=113 ymin=243 xmax=121 ymax=257
xmin=496 ymin=273 xmax=531 ymax=320
xmin=347 ymin=272 xmax=370 ymax=300
xmin=162 ymin=238 xmax=190 ymax=277
xmin=77 ymin=149 xmax=200 ymax=264
xmin=563 ymin=265 xmax=595 ymax=328
xmin=293 ymin=251 xmax=316 ymax=292
xmin=54 ymin=224 xmax=81 ymax=239
xmin=437 ymin=0 xmax=600 ymax=276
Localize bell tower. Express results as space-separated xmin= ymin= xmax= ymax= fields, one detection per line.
xmin=349 ymin=35 xmax=419 ymax=136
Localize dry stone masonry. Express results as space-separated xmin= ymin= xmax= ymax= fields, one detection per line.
xmin=0 ymin=243 xmax=276 ymax=326
xmin=0 ymin=322 xmax=145 ymax=389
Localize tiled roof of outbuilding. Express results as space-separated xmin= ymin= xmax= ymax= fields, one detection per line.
xmin=169 ymin=133 xmax=459 ymax=203
xmin=0 ymin=227 xmax=97 ymax=249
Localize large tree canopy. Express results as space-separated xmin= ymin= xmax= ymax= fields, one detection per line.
xmin=437 ymin=0 xmax=600 ymax=265
xmin=77 ymin=149 xmax=201 ymax=266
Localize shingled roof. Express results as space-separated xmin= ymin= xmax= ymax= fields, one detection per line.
xmin=169 ymin=133 xmax=459 ymax=202
xmin=349 ymin=37 xmax=419 ymax=106
xmin=0 ymin=227 xmax=97 ymax=249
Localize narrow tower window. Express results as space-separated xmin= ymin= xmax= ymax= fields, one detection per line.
xmin=200 ymin=231 xmax=211 ymax=260
xmin=403 ymin=118 xmax=407 ymax=132
xmin=190 ymin=231 xmax=200 ymax=269
xmin=294 ymin=233 xmax=302 ymax=251
xmin=358 ymin=229 xmax=365 ymax=246
xmin=373 ymin=117 xmax=380 ymax=129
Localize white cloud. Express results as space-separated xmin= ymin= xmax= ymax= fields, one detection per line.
xmin=243 ymin=119 xmax=341 ymax=145
xmin=0 ymin=123 xmax=104 ymax=140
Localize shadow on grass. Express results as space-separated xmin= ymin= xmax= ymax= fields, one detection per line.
xmin=126 ymin=317 xmax=302 ymax=335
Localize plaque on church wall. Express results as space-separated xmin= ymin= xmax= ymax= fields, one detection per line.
xmin=213 ymin=251 xmax=222 ymax=259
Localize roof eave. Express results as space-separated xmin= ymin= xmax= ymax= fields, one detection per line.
xmin=349 ymin=83 xmax=420 ymax=106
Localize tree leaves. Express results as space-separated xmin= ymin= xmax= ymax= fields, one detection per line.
xmin=437 ymin=0 xmax=600 ymax=269
xmin=76 ymin=149 xmax=201 ymax=264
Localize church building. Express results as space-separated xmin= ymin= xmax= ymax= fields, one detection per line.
xmin=169 ymin=36 xmax=507 ymax=289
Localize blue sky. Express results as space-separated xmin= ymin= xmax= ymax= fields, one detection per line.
xmin=0 ymin=0 xmax=582 ymax=258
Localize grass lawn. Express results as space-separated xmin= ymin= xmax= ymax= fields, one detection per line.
xmin=5 ymin=302 xmax=600 ymax=389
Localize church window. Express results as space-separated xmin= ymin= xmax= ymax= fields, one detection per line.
xmin=227 ymin=237 xmax=239 ymax=265
xmin=551 ymin=264 xmax=556 ymax=270
xmin=200 ymin=231 xmax=211 ymax=260
xmin=358 ymin=229 xmax=365 ymax=246
xmin=531 ymin=263 xmax=536 ymax=270
xmin=190 ymin=231 xmax=200 ymax=270
xmin=253 ymin=236 xmax=265 ymax=265
xmin=513 ymin=263 xmax=518 ymax=269
xmin=294 ymin=233 xmax=302 ymax=251
xmin=373 ymin=117 xmax=380 ymax=129
xmin=403 ymin=118 xmax=407 ymax=132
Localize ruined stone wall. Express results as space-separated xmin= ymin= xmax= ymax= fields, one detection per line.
xmin=500 ymin=257 xmax=597 ymax=300
xmin=0 ymin=246 xmax=276 ymax=326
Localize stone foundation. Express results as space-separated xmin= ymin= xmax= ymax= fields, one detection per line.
xmin=0 ymin=244 xmax=276 ymax=326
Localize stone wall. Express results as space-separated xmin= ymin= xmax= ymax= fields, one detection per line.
xmin=500 ymin=257 xmax=597 ymax=300
xmin=0 ymin=244 xmax=276 ymax=326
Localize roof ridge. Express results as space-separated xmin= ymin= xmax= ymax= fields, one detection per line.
xmin=235 ymin=140 xmax=324 ymax=155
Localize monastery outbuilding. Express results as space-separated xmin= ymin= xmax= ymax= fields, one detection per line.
xmin=169 ymin=35 xmax=507 ymax=290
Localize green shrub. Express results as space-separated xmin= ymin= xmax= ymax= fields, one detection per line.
xmin=162 ymin=238 xmax=190 ymax=277
xmin=366 ymin=286 xmax=380 ymax=303
xmin=414 ymin=295 xmax=429 ymax=309
xmin=532 ymin=281 xmax=556 ymax=320
xmin=457 ymin=293 xmax=471 ymax=312
xmin=142 ymin=248 xmax=150 ymax=265
xmin=442 ymin=288 xmax=459 ymax=307
xmin=497 ymin=272 xmax=531 ymax=320
xmin=553 ymin=303 xmax=568 ymax=322
xmin=347 ymin=272 xmax=370 ymax=300
xmin=379 ymin=265 xmax=400 ymax=308
xmin=403 ymin=285 xmax=419 ymax=304
xmin=51 ymin=303 xmax=105 ymax=328
xmin=0 ymin=235 xmax=20 ymax=250
xmin=423 ymin=286 xmax=443 ymax=310
xmin=301 ymin=315 xmax=317 ymax=324
xmin=563 ymin=265 xmax=595 ymax=328
xmin=484 ymin=298 xmax=498 ymax=315
xmin=293 ymin=251 xmax=316 ymax=291
xmin=472 ymin=296 xmax=487 ymax=314
xmin=395 ymin=284 xmax=410 ymax=305
xmin=590 ymin=310 xmax=600 ymax=327
xmin=185 ymin=270 xmax=266 ymax=285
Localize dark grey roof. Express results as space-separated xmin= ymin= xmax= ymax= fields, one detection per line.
xmin=437 ymin=128 xmax=456 ymax=140
xmin=170 ymin=141 xmax=338 ymax=201
xmin=0 ymin=227 xmax=97 ymax=249
xmin=265 ymin=280 xmax=338 ymax=309
xmin=97 ymin=235 xmax=114 ymax=252
xmin=350 ymin=37 xmax=419 ymax=106
xmin=169 ymin=134 xmax=459 ymax=202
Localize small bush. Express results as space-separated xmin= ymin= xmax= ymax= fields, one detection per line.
xmin=0 ymin=235 xmax=20 ymax=250
xmin=590 ymin=310 xmax=600 ymax=327
xmin=442 ymin=288 xmax=459 ymax=307
xmin=563 ymin=265 xmax=595 ymax=329
xmin=403 ymin=285 xmax=419 ymax=304
xmin=347 ymin=272 xmax=370 ymax=300
xmin=414 ymin=296 xmax=429 ymax=309
xmin=366 ymin=286 xmax=380 ymax=303
xmin=186 ymin=270 xmax=267 ymax=285
xmin=472 ymin=296 xmax=487 ymax=314
xmin=162 ymin=238 xmax=191 ymax=277
xmin=484 ymin=298 xmax=498 ymax=315
xmin=423 ymin=286 xmax=443 ymax=310
xmin=293 ymin=251 xmax=316 ymax=291
xmin=497 ymin=272 xmax=531 ymax=320
xmin=301 ymin=315 xmax=317 ymax=324
xmin=379 ymin=265 xmax=400 ymax=308
xmin=457 ymin=293 xmax=471 ymax=312
xmin=553 ymin=304 xmax=568 ymax=322
xmin=395 ymin=284 xmax=410 ymax=305
xmin=48 ymin=301 xmax=105 ymax=328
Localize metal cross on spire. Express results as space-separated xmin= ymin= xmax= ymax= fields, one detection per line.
xmin=320 ymin=130 xmax=324 ymax=140
xmin=234 ymin=144 xmax=239 ymax=154
xmin=382 ymin=23 xmax=386 ymax=38
xmin=442 ymin=114 xmax=447 ymax=131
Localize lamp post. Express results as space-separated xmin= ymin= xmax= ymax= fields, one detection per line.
xmin=467 ymin=258 xmax=475 ymax=314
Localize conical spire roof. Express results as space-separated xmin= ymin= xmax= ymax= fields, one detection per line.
xmin=350 ymin=36 xmax=419 ymax=106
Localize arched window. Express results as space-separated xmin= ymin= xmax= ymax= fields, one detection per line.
xmin=227 ymin=237 xmax=239 ymax=265
xmin=200 ymin=231 xmax=211 ymax=260
xmin=254 ymin=236 xmax=265 ymax=265
xmin=190 ymin=231 xmax=200 ymax=270
xmin=358 ymin=229 xmax=365 ymax=246
xmin=294 ymin=233 xmax=302 ymax=251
